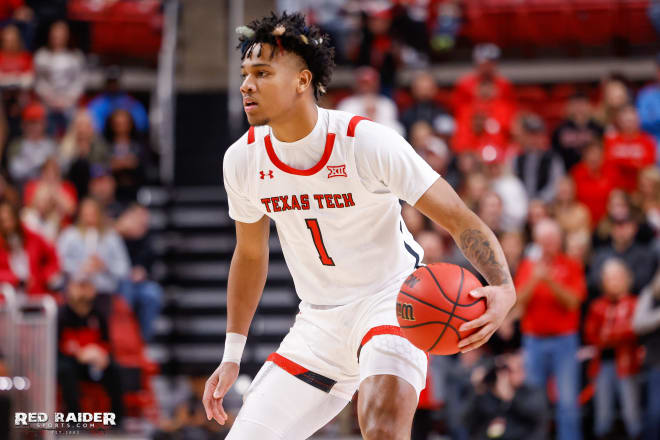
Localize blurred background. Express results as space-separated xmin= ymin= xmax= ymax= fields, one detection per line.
xmin=1 ymin=0 xmax=660 ymax=439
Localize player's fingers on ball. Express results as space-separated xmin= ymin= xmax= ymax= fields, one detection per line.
xmin=468 ymin=288 xmax=486 ymax=299
xmin=460 ymin=313 xmax=491 ymax=332
xmin=459 ymin=323 xmax=493 ymax=349
xmin=460 ymin=331 xmax=493 ymax=352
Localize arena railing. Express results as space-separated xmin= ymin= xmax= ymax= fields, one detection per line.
xmin=1 ymin=286 xmax=57 ymax=440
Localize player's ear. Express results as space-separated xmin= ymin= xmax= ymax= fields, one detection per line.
xmin=297 ymin=69 xmax=313 ymax=94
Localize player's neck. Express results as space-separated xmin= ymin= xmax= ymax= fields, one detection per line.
xmin=270 ymin=102 xmax=318 ymax=143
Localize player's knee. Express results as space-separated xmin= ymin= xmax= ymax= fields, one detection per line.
xmin=360 ymin=399 xmax=408 ymax=440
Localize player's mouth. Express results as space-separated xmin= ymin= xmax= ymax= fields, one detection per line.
xmin=243 ymin=98 xmax=259 ymax=113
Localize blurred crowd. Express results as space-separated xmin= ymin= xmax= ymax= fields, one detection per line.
xmin=329 ymin=41 xmax=660 ymax=440
xmin=0 ymin=0 xmax=163 ymax=431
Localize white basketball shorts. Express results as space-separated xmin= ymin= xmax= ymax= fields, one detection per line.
xmin=226 ymin=282 xmax=428 ymax=440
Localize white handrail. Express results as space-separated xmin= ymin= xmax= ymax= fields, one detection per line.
xmin=154 ymin=0 xmax=179 ymax=185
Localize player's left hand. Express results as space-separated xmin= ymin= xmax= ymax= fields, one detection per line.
xmin=457 ymin=284 xmax=516 ymax=353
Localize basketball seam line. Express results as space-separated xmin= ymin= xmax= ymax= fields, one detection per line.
xmin=424 ymin=266 xmax=482 ymax=307
xmin=400 ymin=321 xmax=462 ymax=339
xmin=398 ymin=290 xmax=469 ymax=322
xmin=426 ymin=266 xmax=464 ymax=352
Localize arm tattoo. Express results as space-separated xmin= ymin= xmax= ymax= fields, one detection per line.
xmin=459 ymin=228 xmax=511 ymax=286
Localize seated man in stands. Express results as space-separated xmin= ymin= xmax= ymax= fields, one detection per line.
xmin=115 ymin=203 xmax=163 ymax=343
xmin=57 ymin=272 xmax=123 ymax=426
xmin=7 ymin=102 xmax=56 ymax=188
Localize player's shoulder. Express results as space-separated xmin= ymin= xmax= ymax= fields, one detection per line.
xmin=326 ymin=108 xmax=400 ymax=141
xmin=224 ymin=125 xmax=266 ymax=164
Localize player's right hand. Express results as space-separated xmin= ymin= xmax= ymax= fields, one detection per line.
xmin=202 ymin=362 xmax=239 ymax=425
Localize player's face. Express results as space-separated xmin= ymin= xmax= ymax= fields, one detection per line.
xmin=240 ymin=43 xmax=306 ymax=126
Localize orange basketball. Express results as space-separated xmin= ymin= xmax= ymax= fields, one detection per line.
xmin=396 ymin=263 xmax=486 ymax=355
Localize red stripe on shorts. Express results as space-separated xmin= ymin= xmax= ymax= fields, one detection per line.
xmin=346 ymin=115 xmax=370 ymax=137
xmin=266 ymin=352 xmax=337 ymax=393
xmin=267 ymin=352 xmax=309 ymax=375
xmin=357 ymin=325 xmax=403 ymax=359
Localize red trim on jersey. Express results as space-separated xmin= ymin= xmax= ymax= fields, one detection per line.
xmin=347 ymin=116 xmax=371 ymax=137
xmin=247 ymin=126 xmax=255 ymax=144
xmin=267 ymin=352 xmax=309 ymax=375
xmin=357 ymin=325 xmax=403 ymax=359
xmin=264 ymin=133 xmax=336 ymax=176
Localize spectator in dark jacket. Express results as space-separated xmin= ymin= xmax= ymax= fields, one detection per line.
xmin=513 ymin=114 xmax=565 ymax=203
xmin=552 ymin=91 xmax=604 ymax=171
xmin=464 ymin=352 xmax=548 ymax=440
xmin=57 ymin=272 xmax=123 ymax=426
xmin=115 ymin=204 xmax=163 ymax=342
xmin=400 ymin=71 xmax=448 ymax=136
xmin=104 ymin=109 xmax=148 ymax=202
xmin=589 ymin=213 xmax=658 ymax=295
xmin=633 ymin=272 xmax=660 ymax=440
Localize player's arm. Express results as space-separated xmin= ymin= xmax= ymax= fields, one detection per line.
xmin=203 ymin=215 xmax=270 ymax=425
xmin=226 ymin=216 xmax=271 ymax=334
xmin=415 ymin=177 xmax=516 ymax=352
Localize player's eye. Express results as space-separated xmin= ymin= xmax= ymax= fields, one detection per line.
xmin=240 ymin=72 xmax=247 ymax=79
xmin=257 ymin=70 xmax=268 ymax=78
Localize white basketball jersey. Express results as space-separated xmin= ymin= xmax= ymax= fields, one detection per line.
xmin=223 ymin=107 xmax=440 ymax=305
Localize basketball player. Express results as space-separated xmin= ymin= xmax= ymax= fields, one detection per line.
xmin=203 ymin=12 xmax=516 ymax=440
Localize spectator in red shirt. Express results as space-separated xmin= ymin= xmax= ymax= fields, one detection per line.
xmin=572 ymin=140 xmax=622 ymax=224
xmin=0 ymin=0 xmax=31 ymax=22
xmin=451 ymin=104 xmax=510 ymax=154
xmin=584 ymin=259 xmax=642 ymax=439
xmin=514 ymin=218 xmax=586 ymax=440
xmin=451 ymin=43 xmax=515 ymax=117
xmin=0 ymin=24 xmax=31 ymax=89
xmin=0 ymin=200 xmax=61 ymax=296
xmin=604 ymin=105 xmax=656 ymax=192
xmin=21 ymin=158 xmax=77 ymax=242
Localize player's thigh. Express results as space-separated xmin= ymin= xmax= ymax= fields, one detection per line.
xmin=356 ymin=334 xmax=427 ymax=438
xmin=227 ymin=362 xmax=349 ymax=440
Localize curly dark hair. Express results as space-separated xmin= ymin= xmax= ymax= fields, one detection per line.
xmin=236 ymin=11 xmax=335 ymax=100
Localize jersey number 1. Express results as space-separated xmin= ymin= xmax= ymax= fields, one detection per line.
xmin=305 ymin=218 xmax=335 ymax=266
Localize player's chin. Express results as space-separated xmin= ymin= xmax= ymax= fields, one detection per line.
xmin=245 ymin=113 xmax=269 ymax=127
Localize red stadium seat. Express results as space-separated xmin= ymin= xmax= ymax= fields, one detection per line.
xmin=433 ymin=88 xmax=453 ymax=110
xmin=68 ymin=0 xmax=162 ymax=60
xmin=393 ymin=88 xmax=414 ymax=113
xmin=515 ymin=0 xmax=574 ymax=48
xmin=515 ymin=85 xmax=548 ymax=111
xmin=569 ymin=0 xmax=618 ymax=47
xmin=616 ymin=0 xmax=657 ymax=45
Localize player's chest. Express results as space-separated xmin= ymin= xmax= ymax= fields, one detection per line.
xmin=253 ymin=164 xmax=359 ymax=216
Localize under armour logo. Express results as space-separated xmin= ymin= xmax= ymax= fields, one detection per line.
xmin=260 ymin=170 xmax=274 ymax=179
xmin=327 ymin=165 xmax=347 ymax=178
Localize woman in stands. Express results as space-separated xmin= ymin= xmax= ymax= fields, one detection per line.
xmin=0 ymin=200 xmax=62 ymax=296
xmin=34 ymin=20 xmax=85 ymax=137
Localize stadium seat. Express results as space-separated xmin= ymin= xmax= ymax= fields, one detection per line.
xmin=68 ymin=0 xmax=162 ymax=61
xmin=568 ymin=0 xmax=618 ymax=47
xmin=616 ymin=0 xmax=657 ymax=45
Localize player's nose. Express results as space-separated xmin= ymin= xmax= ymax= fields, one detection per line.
xmin=240 ymin=75 xmax=256 ymax=94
